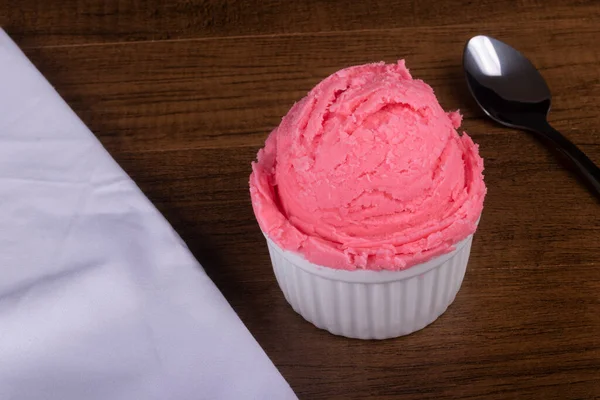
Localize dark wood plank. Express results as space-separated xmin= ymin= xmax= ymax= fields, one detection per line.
xmin=114 ymin=138 xmax=600 ymax=277
xmin=3 ymin=1 xmax=600 ymax=398
xmin=0 ymin=0 xmax=599 ymax=47
xmin=18 ymin=19 xmax=600 ymax=158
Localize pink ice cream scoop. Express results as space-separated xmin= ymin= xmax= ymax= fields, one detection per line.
xmin=250 ymin=60 xmax=486 ymax=271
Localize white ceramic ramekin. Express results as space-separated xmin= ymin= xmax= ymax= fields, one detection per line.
xmin=265 ymin=234 xmax=474 ymax=339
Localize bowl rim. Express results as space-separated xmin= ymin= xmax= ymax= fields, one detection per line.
xmin=264 ymin=233 xmax=474 ymax=284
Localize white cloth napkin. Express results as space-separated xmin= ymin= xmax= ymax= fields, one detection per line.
xmin=0 ymin=29 xmax=296 ymax=400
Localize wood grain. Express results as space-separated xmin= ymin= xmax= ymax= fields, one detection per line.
xmin=1 ymin=0 xmax=600 ymax=47
xmin=3 ymin=1 xmax=599 ymax=398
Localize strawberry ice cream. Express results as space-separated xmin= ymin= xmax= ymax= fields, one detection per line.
xmin=250 ymin=60 xmax=486 ymax=271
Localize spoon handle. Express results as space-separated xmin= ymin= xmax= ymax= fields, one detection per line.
xmin=537 ymin=121 xmax=600 ymax=197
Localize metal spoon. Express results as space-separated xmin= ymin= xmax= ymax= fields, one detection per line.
xmin=463 ymin=35 xmax=600 ymax=197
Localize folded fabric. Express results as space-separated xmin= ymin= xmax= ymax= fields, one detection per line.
xmin=0 ymin=29 xmax=296 ymax=400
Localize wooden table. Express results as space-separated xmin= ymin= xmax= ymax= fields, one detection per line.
xmin=2 ymin=1 xmax=599 ymax=398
